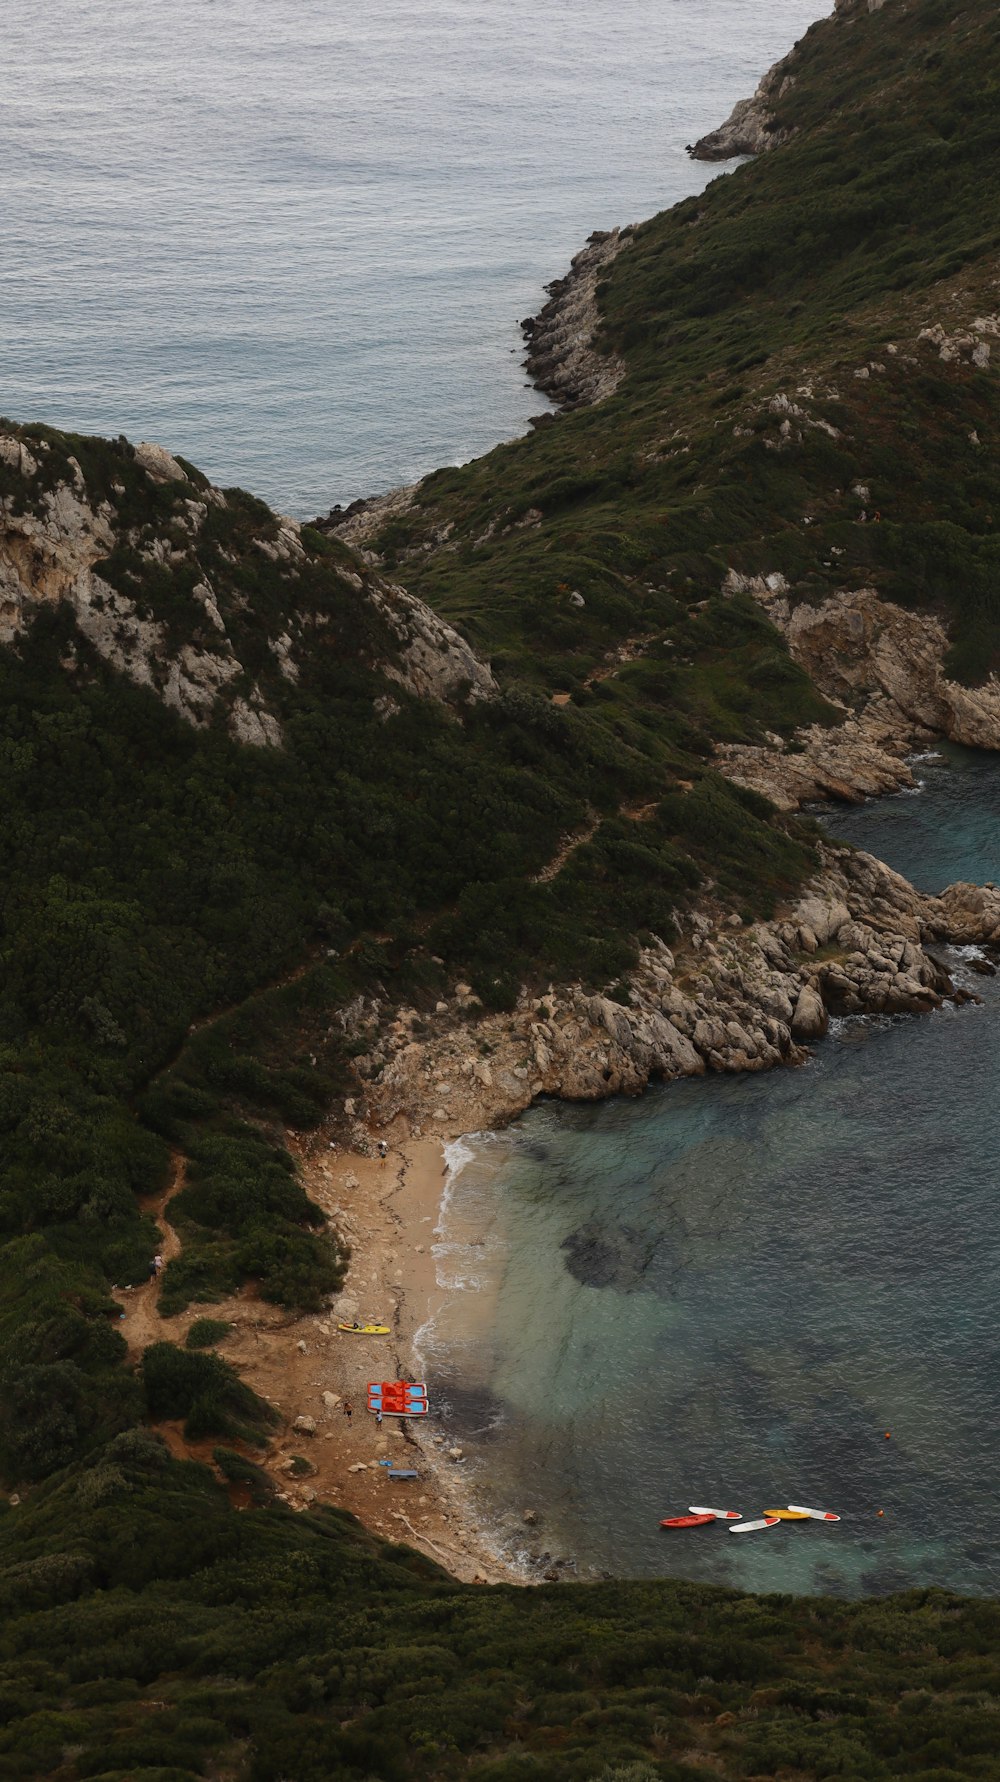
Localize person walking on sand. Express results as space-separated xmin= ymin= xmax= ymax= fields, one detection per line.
xmin=376 ymin=1408 xmax=383 ymax=1427
xmin=343 ymin=1400 xmax=353 ymax=1421
xmin=377 ymin=1139 xmax=388 ymax=1166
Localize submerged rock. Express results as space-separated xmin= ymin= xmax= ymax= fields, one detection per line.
xmin=561 ymin=1220 xmax=654 ymax=1292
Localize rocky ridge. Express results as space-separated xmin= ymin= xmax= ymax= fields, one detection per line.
xmin=0 ymin=429 xmax=495 ymax=742
xmin=342 ymin=840 xmax=999 ymax=1145
xmin=717 ymin=578 xmax=1000 ymax=809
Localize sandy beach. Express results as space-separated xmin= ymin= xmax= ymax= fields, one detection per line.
xmin=117 ymin=1127 xmax=526 ymax=1585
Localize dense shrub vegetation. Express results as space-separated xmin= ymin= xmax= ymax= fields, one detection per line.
xmin=4 ymin=1432 xmax=1000 ymax=1779
xmin=3 ymin=0 xmax=1000 ymax=1773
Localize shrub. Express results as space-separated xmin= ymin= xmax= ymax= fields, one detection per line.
xmin=185 ymin=1318 xmax=232 ymax=1350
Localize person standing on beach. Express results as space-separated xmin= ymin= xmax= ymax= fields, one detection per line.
xmin=343 ymin=1400 xmax=353 ymax=1421
xmin=375 ymin=1409 xmax=383 ymax=1427
xmin=377 ymin=1139 xmax=388 ymax=1166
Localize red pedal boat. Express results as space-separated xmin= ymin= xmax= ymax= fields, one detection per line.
xmin=659 ymin=1512 xmax=716 ymax=1529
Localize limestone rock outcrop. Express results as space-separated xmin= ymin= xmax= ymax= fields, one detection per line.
xmin=352 ymin=841 xmax=1000 ymax=1140
xmin=718 ymin=583 xmax=1000 ymax=810
xmin=688 ymin=47 xmax=798 ymax=161
xmin=0 ymin=427 xmax=496 ymax=746
xmin=368 ymin=577 xmax=497 ymax=705
xmin=521 ymin=229 xmax=632 ymax=411
xmin=690 ymin=0 xmax=893 ymax=162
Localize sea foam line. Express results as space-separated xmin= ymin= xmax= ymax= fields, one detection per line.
xmin=414 ymin=1131 xmax=499 ymax=1367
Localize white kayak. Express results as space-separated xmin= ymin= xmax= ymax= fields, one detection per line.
xmin=689 ymin=1506 xmax=742 ymax=1520
xmin=729 ymin=1516 xmax=779 ymax=1534
xmin=787 ymin=1503 xmax=841 ymax=1523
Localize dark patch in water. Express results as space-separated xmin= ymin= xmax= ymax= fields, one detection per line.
xmin=520 ymin=1140 xmax=552 ymax=1162
xmin=430 ymin=1378 xmax=508 ymax=1442
xmin=560 ymin=1219 xmax=655 ymax=1290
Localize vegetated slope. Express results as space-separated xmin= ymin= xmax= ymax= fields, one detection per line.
xmin=4 ymin=1 xmax=1000 ymax=1776
xmin=368 ymin=0 xmax=1000 ymax=691
xmin=7 ymin=1432 xmax=1000 ymax=1782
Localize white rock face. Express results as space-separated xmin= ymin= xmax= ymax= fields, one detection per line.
xmin=0 ymin=484 xmax=116 ymax=642
xmin=134 ymin=440 xmax=187 ymax=483
xmin=370 ymin=578 xmax=497 ymax=705
xmin=0 ymin=436 xmax=39 ymax=477
xmin=0 ymin=470 xmax=277 ymax=744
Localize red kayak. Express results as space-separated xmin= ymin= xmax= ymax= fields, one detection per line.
xmin=660 ymin=1513 xmax=716 ymax=1529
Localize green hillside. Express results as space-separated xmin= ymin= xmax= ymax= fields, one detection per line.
xmin=377 ymin=0 xmax=1000 ymax=685
xmin=3 ymin=1 xmax=1000 ymax=1775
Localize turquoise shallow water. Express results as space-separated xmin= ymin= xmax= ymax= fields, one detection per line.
xmin=3 ymin=0 xmax=821 ymax=514
xmin=424 ymin=746 xmax=1000 ymax=1594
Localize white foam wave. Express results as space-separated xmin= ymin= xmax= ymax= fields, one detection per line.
xmin=907 ymin=750 xmax=945 ymax=764
xmin=827 ymin=1011 xmax=899 ymax=1039
xmin=415 ymin=1131 xmax=506 ymax=1368
xmin=434 ymin=1138 xmax=477 ymax=1242
xmin=442 ymin=1134 xmax=478 ymax=1183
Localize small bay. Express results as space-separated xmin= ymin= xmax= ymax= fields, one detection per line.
xmin=424 ymin=746 xmax=1000 ymax=1595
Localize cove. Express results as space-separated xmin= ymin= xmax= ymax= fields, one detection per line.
xmin=421 ymin=744 xmax=1000 ymax=1596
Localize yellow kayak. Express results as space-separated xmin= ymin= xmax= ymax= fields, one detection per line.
xmin=763 ymin=1508 xmax=811 ymax=1521
xmin=338 ymin=1321 xmax=390 ymax=1335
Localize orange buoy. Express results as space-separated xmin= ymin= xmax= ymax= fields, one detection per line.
xmin=884 ymin=1431 xmax=891 ymax=1440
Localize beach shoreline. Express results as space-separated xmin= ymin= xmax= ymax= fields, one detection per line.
xmin=284 ymin=1127 xmax=530 ymax=1586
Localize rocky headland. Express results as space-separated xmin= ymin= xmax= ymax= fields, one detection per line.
xmin=338 ymin=839 xmax=1000 ymax=1152
xmin=689 ymin=0 xmax=891 ymax=162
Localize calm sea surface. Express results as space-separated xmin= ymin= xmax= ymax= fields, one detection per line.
xmin=4 ymin=0 xmax=821 ymax=514
xmin=424 ymin=746 xmax=1000 ymax=1596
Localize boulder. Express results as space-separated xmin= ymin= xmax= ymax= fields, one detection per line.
xmin=790 ymin=984 xmax=829 ymax=1041
xmin=792 ymin=896 xmax=851 ymax=946
xmin=135 ymin=440 xmax=187 ymax=483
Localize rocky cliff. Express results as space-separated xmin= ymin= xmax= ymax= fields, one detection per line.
xmin=521 ymin=228 xmax=632 ymax=411
xmin=717 ymin=579 xmax=1000 ymax=809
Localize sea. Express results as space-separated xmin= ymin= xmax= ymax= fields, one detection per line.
xmin=4 ymin=0 xmax=822 ymax=516
xmin=422 ymin=746 xmax=1000 ymax=1597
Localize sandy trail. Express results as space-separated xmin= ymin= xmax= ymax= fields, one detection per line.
xmin=114 ymin=1150 xmax=186 ymax=1358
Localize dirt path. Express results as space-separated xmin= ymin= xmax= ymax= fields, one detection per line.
xmin=532 ymin=814 xmax=600 ymax=883
xmin=114 ymin=1150 xmax=186 ymax=1358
